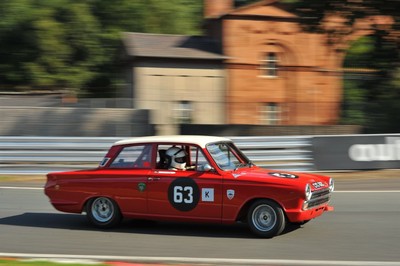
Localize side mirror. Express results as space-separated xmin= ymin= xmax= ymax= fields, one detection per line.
xmin=202 ymin=163 xmax=214 ymax=172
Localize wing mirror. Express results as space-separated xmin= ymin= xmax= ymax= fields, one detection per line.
xmin=202 ymin=163 xmax=215 ymax=172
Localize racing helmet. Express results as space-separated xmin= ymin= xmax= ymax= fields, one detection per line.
xmin=166 ymin=147 xmax=187 ymax=170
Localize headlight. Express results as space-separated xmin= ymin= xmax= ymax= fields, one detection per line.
xmin=329 ymin=178 xmax=335 ymax=192
xmin=305 ymin=183 xmax=312 ymax=201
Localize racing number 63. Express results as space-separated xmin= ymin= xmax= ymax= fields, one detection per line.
xmin=168 ymin=178 xmax=199 ymax=211
xmin=173 ymin=186 xmax=193 ymax=204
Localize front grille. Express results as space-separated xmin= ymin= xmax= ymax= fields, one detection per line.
xmin=307 ymin=188 xmax=331 ymax=209
xmin=311 ymin=188 xmax=330 ymax=199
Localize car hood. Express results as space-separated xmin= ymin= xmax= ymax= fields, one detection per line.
xmin=230 ymin=167 xmax=330 ymax=190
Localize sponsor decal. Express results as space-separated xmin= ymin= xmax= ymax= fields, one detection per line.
xmin=168 ymin=178 xmax=200 ymax=212
xmin=137 ymin=182 xmax=146 ymax=192
xmin=269 ymin=172 xmax=298 ymax=179
xmin=227 ymin=189 xmax=235 ymax=200
xmin=348 ymin=137 xmax=400 ymax=162
xmin=202 ymin=188 xmax=214 ymax=202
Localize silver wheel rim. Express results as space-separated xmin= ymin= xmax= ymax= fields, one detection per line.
xmin=252 ymin=204 xmax=277 ymax=232
xmin=91 ymin=197 xmax=114 ymax=223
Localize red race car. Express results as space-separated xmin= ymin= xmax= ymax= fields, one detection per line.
xmin=45 ymin=135 xmax=334 ymax=238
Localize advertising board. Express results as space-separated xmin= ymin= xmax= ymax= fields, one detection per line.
xmin=312 ymin=135 xmax=400 ymax=170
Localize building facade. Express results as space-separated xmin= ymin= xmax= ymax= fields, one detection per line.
xmin=204 ymin=0 xmax=343 ymax=125
xmin=122 ymin=33 xmax=226 ymax=134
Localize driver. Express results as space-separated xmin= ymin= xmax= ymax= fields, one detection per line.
xmin=165 ymin=147 xmax=187 ymax=170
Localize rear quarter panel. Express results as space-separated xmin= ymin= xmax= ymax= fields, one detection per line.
xmin=45 ymin=169 xmax=149 ymax=215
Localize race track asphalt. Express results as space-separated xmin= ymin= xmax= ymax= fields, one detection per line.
xmin=1 ymin=171 xmax=400 ymax=265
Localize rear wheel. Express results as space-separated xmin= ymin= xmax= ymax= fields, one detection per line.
xmin=247 ymin=199 xmax=286 ymax=238
xmin=86 ymin=197 xmax=122 ymax=228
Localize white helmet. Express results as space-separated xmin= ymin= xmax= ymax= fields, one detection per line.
xmin=166 ymin=147 xmax=187 ymax=170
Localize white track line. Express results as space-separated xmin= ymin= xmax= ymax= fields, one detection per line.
xmin=0 ymin=253 xmax=400 ymax=266
xmin=0 ymin=186 xmax=42 ymax=190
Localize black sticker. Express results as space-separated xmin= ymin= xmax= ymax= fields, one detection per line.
xmin=269 ymin=172 xmax=298 ymax=179
xmin=168 ymin=178 xmax=200 ymax=212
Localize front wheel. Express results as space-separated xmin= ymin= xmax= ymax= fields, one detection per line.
xmin=86 ymin=197 xmax=122 ymax=228
xmin=247 ymin=199 xmax=286 ymax=238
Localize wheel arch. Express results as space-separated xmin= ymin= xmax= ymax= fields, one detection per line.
xmin=83 ymin=195 xmax=123 ymax=217
xmin=235 ymin=197 xmax=286 ymax=222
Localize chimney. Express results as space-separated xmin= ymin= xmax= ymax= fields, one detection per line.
xmin=204 ymin=0 xmax=234 ymax=18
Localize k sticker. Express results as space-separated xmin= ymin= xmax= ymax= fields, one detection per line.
xmin=202 ymin=188 xmax=214 ymax=202
xmin=168 ymin=178 xmax=200 ymax=212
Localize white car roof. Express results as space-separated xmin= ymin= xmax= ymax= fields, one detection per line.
xmin=114 ymin=135 xmax=232 ymax=148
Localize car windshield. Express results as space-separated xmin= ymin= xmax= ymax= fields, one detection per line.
xmin=206 ymin=142 xmax=252 ymax=171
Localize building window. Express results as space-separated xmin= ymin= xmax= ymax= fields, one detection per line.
xmin=260 ymin=52 xmax=278 ymax=77
xmin=260 ymin=103 xmax=281 ymax=125
xmin=175 ymin=101 xmax=192 ymax=124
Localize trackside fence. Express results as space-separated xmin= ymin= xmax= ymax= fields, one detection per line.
xmin=0 ymin=136 xmax=313 ymax=175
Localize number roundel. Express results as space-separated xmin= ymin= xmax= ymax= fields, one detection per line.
xmin=168 ymin=178 xmax=200 ymax=212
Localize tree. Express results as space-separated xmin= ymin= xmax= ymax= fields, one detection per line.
xmin=0 ymin=0 xmax=104 ymax=94
xmin=0 ymin=0 xmax=203 ymax=96
xmin=86 ymin=0 xmax=203 ymax=97
xmin=283 ymin=0 xmax=400 ymax=132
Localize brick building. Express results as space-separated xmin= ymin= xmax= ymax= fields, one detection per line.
xmin=204 ymin=0 xmax=342 ymax=125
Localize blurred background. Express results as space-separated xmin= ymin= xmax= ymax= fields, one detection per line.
xmin=0 ymin=0 xmax=399 ymax=137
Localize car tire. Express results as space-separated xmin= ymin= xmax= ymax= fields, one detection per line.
xmin=86 ymin=197 xmax=122 ymax=228
xmin=247 ymin=199 xmax=286 ymax=238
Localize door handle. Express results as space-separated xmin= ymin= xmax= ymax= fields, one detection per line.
xmin=148 ymin=177 xmax=160 ymax=181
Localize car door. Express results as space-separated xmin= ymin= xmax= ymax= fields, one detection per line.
xmin=102 ymin=144 xmax=152 ymax=215
xmin=147 ymin=145 xmax=223 ymax=222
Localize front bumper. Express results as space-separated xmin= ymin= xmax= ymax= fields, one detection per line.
xmin=286 ymin=204 xmax=334 ymax=222
xmin=286 ymin=187 xmax=333 ymax=222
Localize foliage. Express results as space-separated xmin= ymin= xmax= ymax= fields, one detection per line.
xmin=0 ymin=0 xmax=202 ymax=96
xmin=340 ymin=34 xmax=400 ymax=132
xmin=0 ymin=259 xmax=106 ymax=266
xmin=86 ymin=0 xmax=202 ymax=97
xmin=0 ymin=0 xmax=104 ymax=92
xmin=285 ymin=0 xmax=400 ymax=132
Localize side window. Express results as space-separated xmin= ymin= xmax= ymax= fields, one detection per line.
xmin=109 ymin=145 xmax=152 ymax=169
xmin=156 ymin=144 xmax=210 ymax=172
xmin=156 ymin=145 xmax=175 ymax=169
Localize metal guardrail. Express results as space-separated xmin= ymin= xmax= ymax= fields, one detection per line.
xmin=0 ymin=136 xmax=314 ymax=175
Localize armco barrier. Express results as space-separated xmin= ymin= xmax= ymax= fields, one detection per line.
xmin=0 ymin=136 xmax=313 ymax=175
